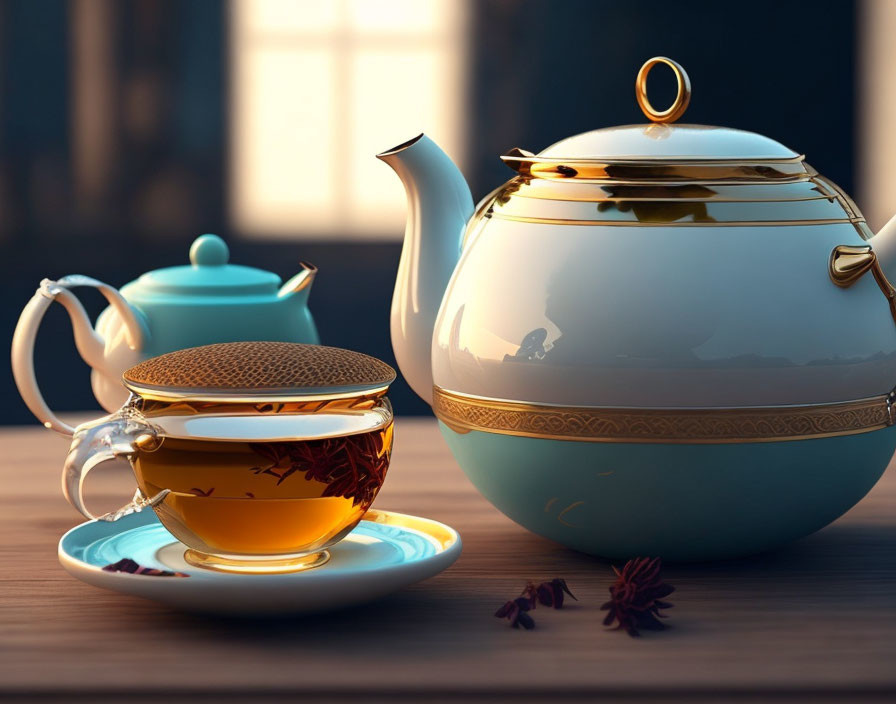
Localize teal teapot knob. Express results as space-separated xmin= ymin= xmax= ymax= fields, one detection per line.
xmin=190 ymin=233 xmax=230 ymax=267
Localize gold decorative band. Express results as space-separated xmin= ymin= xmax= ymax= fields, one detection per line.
xmin=432 ymin=387 xmax=894 ymax=444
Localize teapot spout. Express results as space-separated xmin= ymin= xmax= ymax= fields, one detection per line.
xmin=377 ymin=134 xmax=473 ymax=403
xmin=279 ymin=261 xmax=318 ymax=300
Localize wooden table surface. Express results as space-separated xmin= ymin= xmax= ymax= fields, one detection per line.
xmin=1 ymin=416 xmax=895 ymax=703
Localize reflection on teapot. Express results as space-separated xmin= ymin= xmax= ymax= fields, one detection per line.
xmin=503 ymin=329 xmax=549 ymax=363
xmin=596 ymin=199 xmax=716 ymax=223
xmin=11 ymin=234 xmax=319 ymax=435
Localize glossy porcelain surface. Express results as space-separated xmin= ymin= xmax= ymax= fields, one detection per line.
xmin=538 ymin=122 xmax=800 ymax=160
xmin=378 ymin=135 xmax=473 ymax=402
xmin=91 ymin=235 xmax=320 ymax=410
xmin=12 ymin=233 xmax=319 ymax=434
xmin=58 ymin=509 xmax=462 ymax=614
xmin=434 ymin=219 xmax=896 ymax=407
xmin=440 ymin=423 xmax=894 ymax=561
xmin=383 ymin=131 xmax=896 ymax=408
xmin=382 ymin=57 xmax=896 ymax=559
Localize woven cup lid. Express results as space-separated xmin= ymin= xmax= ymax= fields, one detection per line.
xmin=122 ymin=342 xmax=396 ymax=401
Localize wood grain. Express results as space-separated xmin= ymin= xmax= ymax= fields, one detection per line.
xmin=0 ymin=417 xmax=894 ymax=702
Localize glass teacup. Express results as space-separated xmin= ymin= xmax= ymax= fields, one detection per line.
xmin=62 ymin=342 xmax=396 ymax=574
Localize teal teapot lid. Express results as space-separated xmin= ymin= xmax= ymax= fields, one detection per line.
xmin=127 ymin=234 xmax=281 ymax=298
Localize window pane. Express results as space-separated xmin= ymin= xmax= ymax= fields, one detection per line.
xmin=239 ymin=0 xmax=340 ymax=35
xmin=232 ymin=47 xmax=337 ymax=233
xmin=231 ymin=0 xmax=468 ymax=239
xmin=348 ymin=0 xmax=448 ymax=33
xmin=349 ymin=48 xmax=464 ymax=235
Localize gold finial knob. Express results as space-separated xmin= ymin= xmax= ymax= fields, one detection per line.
xmin=636 ymin=57 xmax=691 ymax=123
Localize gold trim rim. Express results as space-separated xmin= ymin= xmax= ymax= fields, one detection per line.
xmin=483 ymin=171 xmax=872 ymax=240
xmin=509 ymin=191 xmax=839 ymax=204
xmin=432 ymin=386 xmax=894 ymax=444
xmin=123 ymin=381 xmax=392 ymax=404
xmin=499 ymin=155 xmax=808 ymax=166
xmin=489 ymin=213 xmax=864 ymax=228
xmin=498 ymin=156 xmax=811 ymax=184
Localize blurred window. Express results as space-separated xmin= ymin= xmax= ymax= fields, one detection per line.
xmin=231 ymin=0 xmax=468 ymax=240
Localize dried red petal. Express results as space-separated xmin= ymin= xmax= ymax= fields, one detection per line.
xmin=102 ymin=558 xmax=140 ymax=574
xmin=519 ymin=581 xmax=539 ymax=609
xmin=534 ymin=578 xmax=576 ymax=608
xmin=495 ymin=596 xmax=535 ymax=629
xmin=516 ymin=611 xmax=536 ymax=630
xmin=188 ymin=487 xmax=215 ymax=497
xmin=536 ymin=582 xmax=555 ymax=607
xmin=494 ymin=600 xmax=516 ymax=618
xmin=249 ymin=432 xmax=389 ymax=507
xmin=102 ymin=558 xmax=188 ymax=577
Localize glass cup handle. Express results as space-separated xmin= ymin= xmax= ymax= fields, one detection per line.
xmin=62 ymin=411 xmax=167 ymax=522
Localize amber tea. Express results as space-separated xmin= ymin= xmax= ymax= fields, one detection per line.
xmin=130 ymin=411 xmax=393 ymax=572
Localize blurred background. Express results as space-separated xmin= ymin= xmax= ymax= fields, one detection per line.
xmin=0 ymin=0 xmax=887 ymax=424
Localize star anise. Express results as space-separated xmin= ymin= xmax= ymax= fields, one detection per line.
xmin=601 ymin=557 xmax=674 ymax=637
xmin=494 ymin=597 xmax=535 ymax=629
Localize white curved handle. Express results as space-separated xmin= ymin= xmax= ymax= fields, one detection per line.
xmin=11 ymin=276 xmax=143 ymax=436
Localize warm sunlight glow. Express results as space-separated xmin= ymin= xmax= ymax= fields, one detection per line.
xmin=231 ymin=0 xmax=468 ymax=239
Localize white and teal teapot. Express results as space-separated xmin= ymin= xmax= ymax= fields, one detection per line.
xmin=12 ymin=234 xmax=319 ymax=435
xmin=380 ymin=58 xmax=896 ymax=560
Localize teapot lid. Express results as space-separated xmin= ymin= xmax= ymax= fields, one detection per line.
xmin=501 ymin=57 xmax=807 ymax=182
xmin=126 ymin=234 xmax=282 ymax=298
xmin=123 ymin=342 xmax=396 ymax=402
xmin=538 ymin=124 xmax=798 ymax=162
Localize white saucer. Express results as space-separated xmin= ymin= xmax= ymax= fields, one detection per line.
xmin=58 ymin=509 xmax=461 ymax=614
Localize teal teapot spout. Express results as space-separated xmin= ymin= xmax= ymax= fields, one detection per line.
xmin=278 ymin=260 xmax=318 ymax=303
xmin=12 ymin=234 xmax=319 ymax=435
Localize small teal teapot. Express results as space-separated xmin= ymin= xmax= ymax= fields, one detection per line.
xmin=11 ymin=234 xmax=319 ymax=435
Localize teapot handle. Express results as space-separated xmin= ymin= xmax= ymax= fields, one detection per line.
xmin=11 ymin=276 xmax=142 ymax=436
